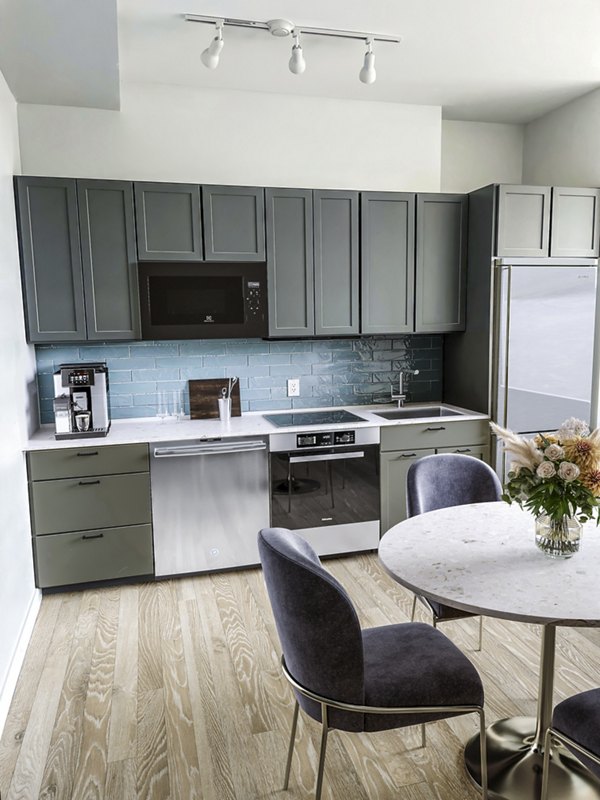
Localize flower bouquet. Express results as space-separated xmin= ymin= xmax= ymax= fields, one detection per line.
xmin=491 ymin=417 xmax=600 ymax=558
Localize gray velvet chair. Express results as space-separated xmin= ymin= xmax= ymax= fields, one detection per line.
xmin=258 ymin=526 xmax=488 ymax=800
xmin=406 ymin=453 xmax=502 ymax=650
xmin=541 ymin=689 xmax=600 ymax=799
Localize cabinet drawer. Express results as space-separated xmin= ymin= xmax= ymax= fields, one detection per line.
xmin=380 ymin=419 xmax=489 ymax=452
xmin=28 ymin=443 xmax=149 ymax=480
xmin=34 ymin=524 xmax=153 ymax=588
xmin=31 ymin=472 xmax=151 ymax=535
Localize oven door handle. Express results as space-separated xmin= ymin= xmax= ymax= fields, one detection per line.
xmin=289 ymin=451 xmax=366 ymax=465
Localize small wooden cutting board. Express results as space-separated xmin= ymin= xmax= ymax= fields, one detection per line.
xmin=188 ymin=378 xmax=242 ymax=419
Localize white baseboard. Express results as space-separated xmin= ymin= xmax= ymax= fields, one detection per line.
xmin=0 ymin=589 xmax=42 ymax=738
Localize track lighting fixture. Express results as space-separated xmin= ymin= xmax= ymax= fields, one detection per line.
xmin=359 ymin=38 xmax=376 ymax=85
xmin=185 ymin=13 xmax=400 ymax=84
xmin=200 ymin=20 xmax=224 ymax=70
xmin=288 ymin=30 xmax=306 ymax=75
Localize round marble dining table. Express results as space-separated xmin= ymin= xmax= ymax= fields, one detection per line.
xmin=378 ymin=501 xmax=600 ymax=800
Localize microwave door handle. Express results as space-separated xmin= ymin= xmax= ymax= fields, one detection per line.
xmin=288 ymin=451 xmax=365 ymax=464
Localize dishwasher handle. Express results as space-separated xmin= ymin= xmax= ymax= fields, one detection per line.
xmin=289 ymin=451 xmax=365 ymax=465
xmin=154 ymin=441 xmax=267 ymax=458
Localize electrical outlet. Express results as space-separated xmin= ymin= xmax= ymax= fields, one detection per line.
xmin=287 ymin=378 xmax=300 ymax=397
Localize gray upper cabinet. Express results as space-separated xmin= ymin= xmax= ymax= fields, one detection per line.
xmin=15 ymin=176 xmax=87 ymax=342
xmin=361 ymin=192 xmax=415 ymax=334
xmin=266 ymin=188 xmax=314 ymax=338
xmin=496 ymin=185 xmax=551 ymax=258
xmin=550 ymin=187 xmax=600 ymax=257
xmin=134 ymin=182 xmax=202 ymax=261
xmin=78 ymin=180 xmax=140 ymax=340
xmin=202 ymin=185 xmax=265 ymax=261
xmin=415 ymin=193 xmax=467 ymax=333
xmin=313 ymin=190 xmax=359 ymax=336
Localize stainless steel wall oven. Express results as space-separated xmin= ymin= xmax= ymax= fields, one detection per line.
xmin=269 ymin=426 xmax=380 ymax=556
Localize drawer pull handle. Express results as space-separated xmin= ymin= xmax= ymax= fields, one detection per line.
xmin=456 ymin=448 xmax=472 ymax=453
xmin=76 ymin=451 xmax=99 ymax=457
xmin=401 ymin=453 xmax=417 ymax=458
xmin=425 ymin=426 xmax=446 ymax=431
xmin=78 ymin=480 xmax=100 ymax=486
xmin=81 ymin=532 xmax=104 ymax=540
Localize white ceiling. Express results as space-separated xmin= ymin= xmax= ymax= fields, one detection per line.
xmin=2 ymin=0 xmax=600 ymax=123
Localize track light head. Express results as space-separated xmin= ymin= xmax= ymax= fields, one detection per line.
xmin=288 ymin=31 xmax=306 ymax=75
xmin=359 ymin=38 xmax=376 ymax=84
xmin=201 ymin=21 xmax=224 ymax=69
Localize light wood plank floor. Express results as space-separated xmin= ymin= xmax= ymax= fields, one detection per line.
xmin=2 ymin=553 xmax=600 ymax=799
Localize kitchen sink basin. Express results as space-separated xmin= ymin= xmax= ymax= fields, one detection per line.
xmin=373 ymin=405 xmax=464 ymax=420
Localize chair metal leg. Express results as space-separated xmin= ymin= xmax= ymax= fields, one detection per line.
xmin=477 ymin=616 xmax=484 ymax=652
xmin=540 ymin=727 xmax=552 ymax=800
xmin=478 ymin=708 xmax=488 ymax=800
xmin=420 ymin=723 xmax=426 ymax=748
xmin=283 ymin=700 xmax=299 ymax=790
xmin=315 ymin=704 xmax=329 ymax=800
xmin=410 ymin=595 xmax=417 ymax=621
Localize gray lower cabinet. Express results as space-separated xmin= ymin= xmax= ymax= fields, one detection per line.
xmin=202 ymin=185 xmax=265 ymax=261
xmin=361 ymin=192 xmax=415 ymax=334
xmin=314 ymin=190 xmax=359 ymax=335
xmin=28 ymin=443 xmax=154 ymax=588
xmin=266 ymin=188 xmax=359 ymax=337
xmin=134 ymin=182 xmax=203 ymax=261
xmin=16 ymin=176 xmax=141 ymax=342
xmin=496 ymin=185 xmax=551 ymax=258
xmin=78 ymin=180 xmax=140 ymax=339
xmin=415 ymin=194 xmax=467 ymax=333
xmin=550 ymin=187 xmax=600 ymax=257
xmin=15 ymin=176 xmax=87 ymax=342
xmin=380 ymin=419 xmax=490 ymax=532
xmin=266 ymin=188 xmax=314 ymax=337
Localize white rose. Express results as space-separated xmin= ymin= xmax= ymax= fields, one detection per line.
xmin=536 ymin=461 xmax=556 ymax=479
xmin=558 ymin=461 xmax=580 ymax=482
xmin=544 ymin=444 xmax=564 ymax=461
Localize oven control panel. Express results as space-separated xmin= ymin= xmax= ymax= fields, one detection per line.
xmin=296 ymin=430 xmax=356 ymax=448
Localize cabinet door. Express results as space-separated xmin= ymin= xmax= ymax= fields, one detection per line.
xmin=496 ymin=185 xmax=551 ymax=257
xmin=15 ymin=176 xmax=86 ymax=342
xmin=361 ymin=192 xmax=415 ymax=334
xmin=78 ymin=180 xmax=140 ymax=340
xmin=314 ymin=190 xmax=359 ymax=335
xmin=380 ymin=449 xmax=435 ymax=533
xmin=202 ymin=185 xmax=265 ymax=261
xmin=436 ymin=444 xmax=490 ymax=464
xmin=550 ymin=187 xmax=600 ymax=257
xmin=266 ymin=188 xmax=314 ymax=337
xmin=415 ymin=194 xmax=467 ymax=333
xmin=134 ymin=182 xmax=202 ymax=261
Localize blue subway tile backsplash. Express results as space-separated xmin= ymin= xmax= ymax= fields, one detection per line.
xmin=35 ymin=336 xmax=443 ymax=424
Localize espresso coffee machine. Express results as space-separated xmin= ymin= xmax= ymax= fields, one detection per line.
xmin=52 ymin=363 xmax=110 ymax=440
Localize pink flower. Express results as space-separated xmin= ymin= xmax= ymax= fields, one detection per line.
xmin=536 ymin=461 xmax=556 ymax=479
xmin=544 ymin=444 xmax=564 ymax=461
xmin=558 ymin=461 xmax=580 ymax=482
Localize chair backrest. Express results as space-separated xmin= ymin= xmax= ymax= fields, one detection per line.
xmin=258 ymin=528 xmax=365 ymax=728
xmin=407 ymin=453 xmax=502 ymax=517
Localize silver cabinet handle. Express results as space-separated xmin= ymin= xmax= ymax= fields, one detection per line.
xmin=289 ymin=451 xmax=365 ymax=464
xmin=154 ymin=442 xmax=267 ymax=458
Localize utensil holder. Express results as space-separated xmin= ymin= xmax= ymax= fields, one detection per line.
xmin=218 ymin=397 xmax=231 ymax=422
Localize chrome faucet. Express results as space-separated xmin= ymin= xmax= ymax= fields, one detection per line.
xmin=391 ymin=369 xmax=420 ymax=407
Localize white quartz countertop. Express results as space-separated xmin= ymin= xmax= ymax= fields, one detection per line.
xmin=25 ymin=402 xmax=488 ymax=451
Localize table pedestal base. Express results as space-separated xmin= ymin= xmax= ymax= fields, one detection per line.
xmin=464 ymin=717 xmax=600 ymax=799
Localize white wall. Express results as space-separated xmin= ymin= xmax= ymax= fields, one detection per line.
xmin=0 ymin=71 xmax=39 ymax=734
xmin=18 ymin=82 xmax=443 ymax=191
xmin=523 ymin=88 xmax=600 ymax=186
xmin=441 ymin=120 xmax=524 ymax=192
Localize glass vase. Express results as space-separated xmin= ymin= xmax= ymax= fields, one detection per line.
xmin=534 ymin=514 xmax=581 ymax=559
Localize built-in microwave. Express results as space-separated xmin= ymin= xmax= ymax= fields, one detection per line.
xmin=138 ymin=261 xmax=267 ymax=339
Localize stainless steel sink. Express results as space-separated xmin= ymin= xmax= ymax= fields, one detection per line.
xmin=373 ymin=405 xmax=464 ymax=420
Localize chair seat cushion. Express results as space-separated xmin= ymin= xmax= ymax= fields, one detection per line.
xmin=553 ymin=688 xmax=600 ymax=778
xmin=362 ymin=622 xmax=484 ymax=732
xmin=419 ymin=595 xmax=476 ymax=621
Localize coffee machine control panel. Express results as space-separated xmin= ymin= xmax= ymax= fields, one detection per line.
xmin=61 ymin=368 xmax=95 ymax=387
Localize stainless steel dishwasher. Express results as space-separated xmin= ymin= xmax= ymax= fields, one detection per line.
xmin=151 ymin=437 xmax=269 ymax=576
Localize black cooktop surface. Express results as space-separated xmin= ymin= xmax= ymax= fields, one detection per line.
xmin=263 ymin=409 xmax=366 ymax=428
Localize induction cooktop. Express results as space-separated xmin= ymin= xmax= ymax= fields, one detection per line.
xmin=263 ymin=409 xmax=367 ymax=428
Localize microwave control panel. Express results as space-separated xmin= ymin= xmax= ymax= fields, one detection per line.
xmin=296 ymin=431 xmax=356 ymax=448
xmin=245 ymin=281 xmax=263 ymax=319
